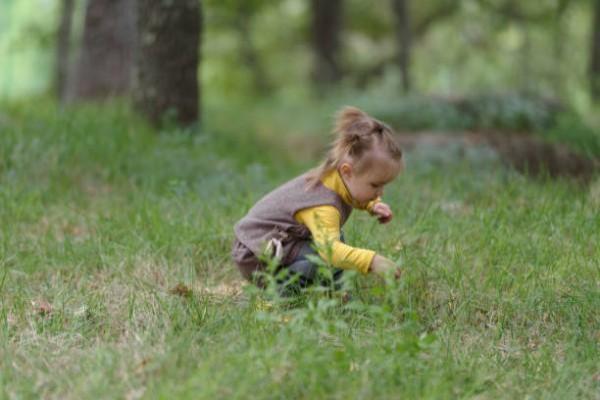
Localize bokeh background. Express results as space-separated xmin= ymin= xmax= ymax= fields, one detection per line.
xmin=1 ymin=2 xmax=599 ymax=398
xmin=1 ymin=0 xmax=599 ymax=101
xmin=2 ymin=0 xmax=599 ymax=172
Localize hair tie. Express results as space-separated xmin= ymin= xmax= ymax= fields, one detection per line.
xmin=349 ymin=132 xmax=361 ymax=143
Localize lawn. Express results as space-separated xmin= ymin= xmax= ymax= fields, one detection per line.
xmin=0 ymin=100 xmax=598 ymax=399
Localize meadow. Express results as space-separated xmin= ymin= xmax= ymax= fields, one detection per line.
xmin=0 ymin=99 xmax=598 ymax=399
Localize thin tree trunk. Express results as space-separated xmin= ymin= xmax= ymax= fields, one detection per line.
xmin=391 ymin=0 xmax=412 ymax=93
xmin=552 ymin=0 xmax=570 ymax=97
xmin=591 ymin=0 xmax=600 ymax=101
xmin=236 ymin=10 xmax=271 ymax=95
xmin=55 ymin=0 xmax=74 ymax=102
xmin=71 ymin=0 xmax=136 ymax=101
xmin=552 ymin=9 xmax=564 ymax=96
xmin=309 ymin=0 xmax=343 ymax=88
xmin=520 ymin=24 xmax=533 ymax=94
xmin=135 ymin=0 xmax=201 ymax=127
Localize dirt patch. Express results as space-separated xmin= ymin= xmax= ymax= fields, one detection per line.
xmin=486 ymin=134 xmax=597 ymax=181
xmin=196 ymin=280 xmax=247 ymax=298
xmin=169 ymin=281 xmax=247 ymax=299
xmin=395 ymin=132 xmax=598 ymax=181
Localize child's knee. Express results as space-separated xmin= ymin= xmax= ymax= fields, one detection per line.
xmin=232 ymin=239 xmax=264 ymax=282
xmin=287 ymin=259 xmax=318 ymax=282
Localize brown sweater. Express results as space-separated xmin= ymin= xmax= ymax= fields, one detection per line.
xmin=233 ymin=172 xmax=353 ymax=265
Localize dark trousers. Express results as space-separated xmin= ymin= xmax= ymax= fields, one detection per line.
xmin=232 ymin=234 xmax=346 ymax=294
xmin=276 ymin=234 xmax=345 ymax=295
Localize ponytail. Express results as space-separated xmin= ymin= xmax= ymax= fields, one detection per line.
xmin=306 ymin=106 xmax=402 ymax=188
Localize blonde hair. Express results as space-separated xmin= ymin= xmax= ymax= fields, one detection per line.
xmin=306 ymin=106 xmax=403 ymax=187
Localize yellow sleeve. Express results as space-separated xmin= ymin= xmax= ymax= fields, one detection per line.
xmin=365 ymin=197 xmax=381 ymax=214
xmin=294 ymin=206 xmax=376 ymax=274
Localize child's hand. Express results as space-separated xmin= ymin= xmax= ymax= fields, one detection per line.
xmin=370 ymin=255 xmax=402 ymax=280
xmin=372 ymin=202 xmax=393 ymax=224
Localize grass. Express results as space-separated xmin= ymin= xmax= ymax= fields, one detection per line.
xmin=0 ymin=98 xmax=599 ymax=399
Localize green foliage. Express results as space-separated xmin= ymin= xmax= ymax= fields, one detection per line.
xmin=544 ymin=112 xmax=600 ymax=157
xmin=0 ymin=0 xmax=60 ymax=98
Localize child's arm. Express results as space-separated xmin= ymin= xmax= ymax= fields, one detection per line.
xmin=295 ymin=206 xmax=375 ymax=274
xmin=370 ymin=254 xmax=402 ymax=279
xmin=366 ymin=198 xmax=393 ymax=224
xmin=296 ymin=206 xmax=401 ymax=279
xmin=371 ymin=202 xmax=393 ymax=224
xmin=365 ymin=197 xmax=382 ymax=213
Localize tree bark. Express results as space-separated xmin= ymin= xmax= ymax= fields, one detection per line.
xmin=591 ymin=0 xmax=600 ymax=101
xmin=135 ymin=0 xmax=201 ymax=127
xmin=391 ymin=0 xmax=412 ymax=93
xmin=55 ymin=0 xmax=75 ymax=102
xmin=309 ymin=0 xmax=343 ymax=88
xmin=71 ymin=0 xmax=136 ymax=101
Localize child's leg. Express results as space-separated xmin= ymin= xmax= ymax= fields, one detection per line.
xmin=285 ymin=242 xmax=319 ymax=286
xmin=232 ymin=238 xmax=266 ymax=287
xmin=278 ymin=234 xmax=346 ymax=295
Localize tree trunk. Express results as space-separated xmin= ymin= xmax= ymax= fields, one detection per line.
xmin=135 ymin=0 xmax=201 ymax=127
xmin=71 ymin=0 xmax=136 ymax=101
xmin=519 ymin=24 xmax=533 ymax=94
xmin=55 ymin=0 xmax=75 ymax=102
xmin=591 ymin=0 xmax=600 ymax=101
xmin=309 ymin=0 xmax=343 ymax=88
xmin=551 ymin=0 xmax=570 ymax=97
xmin=391 ymin=0 xmax=412 ymax=93
xmin=236 ymin=8 xmax=271 ymax=95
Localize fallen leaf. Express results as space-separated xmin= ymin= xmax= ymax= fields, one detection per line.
xmin=169 ymin=283 xmax=192 ymax=298
xmin=32 ymin=300 xmax=53 ymax=316
xmin=135 ymin=357 xmax=152 ymax=375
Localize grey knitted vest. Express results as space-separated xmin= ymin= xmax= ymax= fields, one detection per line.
xmin=234 ymin=172 xmax=353 ymax=264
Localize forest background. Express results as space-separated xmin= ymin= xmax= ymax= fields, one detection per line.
xmin=0 ymin=1 xmax=599 ymax=398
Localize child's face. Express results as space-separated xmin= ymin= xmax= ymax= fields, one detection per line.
xmin=339 ymin=153 xmax=402 ymax=205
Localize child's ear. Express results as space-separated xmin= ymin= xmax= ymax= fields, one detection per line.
xmin=339 ymin=163 xmax=353 ymax=178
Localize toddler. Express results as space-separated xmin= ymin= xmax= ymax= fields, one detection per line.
xmin=232 ymin=106 xmax=403 ymax=293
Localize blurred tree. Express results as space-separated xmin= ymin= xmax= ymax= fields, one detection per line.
xmin=591 ymin=0 xmax=600 ymax=101
xmin=476 ymin=0 xmax=574 ymax=94
xmin=391 ymin=0 xmax=411 ymax=92
xmin=135 ymin=0 xmax=201 ymax=127
xmin=412 ymin=0 xmax=458 ymax=39
xmin=235 ymin=1 xmax=272 ymax=95
xmin=71 ymin=0 xmax=136 ymax=101
xmin=55 ymin=0 xmax=74 ymax=101
xmin=205 ymin=0 xmax=273 ymax=95
xmin=310 ymin=0 xmax=343 ymax=89
xmin=349 ymin=0 xmax=458 ymax=90
xmin=550 ymin=0 xmax=571 ymax=96
xmin=476 ymin=0 xmax=568 ymax=22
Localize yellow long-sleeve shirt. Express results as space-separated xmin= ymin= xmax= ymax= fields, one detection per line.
xmin=294 ymin=170 xmax=380 ymax=274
